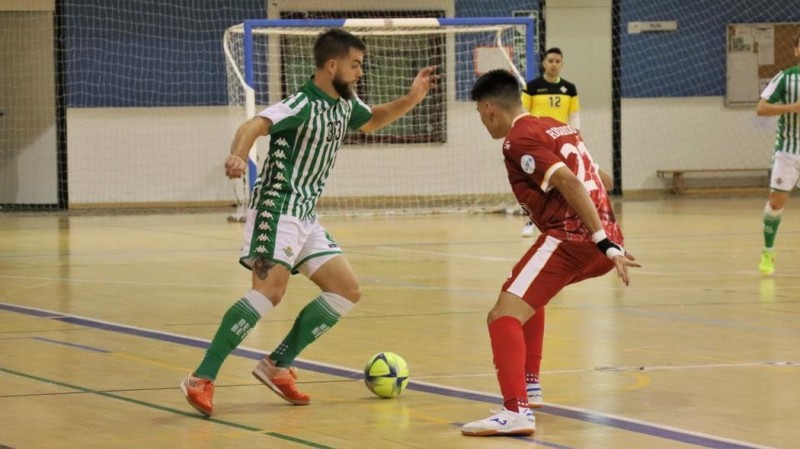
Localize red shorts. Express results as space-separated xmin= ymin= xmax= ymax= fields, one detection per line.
xmin=502 ymin=234 xmax=614 ymax=309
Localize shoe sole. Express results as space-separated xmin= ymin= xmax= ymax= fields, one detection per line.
xmin=461 ymin=428 xmax=535 ymax=437
xmin=252 ymin=369 xmax=310 ymax=406
xmin=179 ymin=381 xmax=213 ymax=417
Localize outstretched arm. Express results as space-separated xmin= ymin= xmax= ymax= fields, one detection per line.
xmin=756 ymin=98 xmax=800 ymax=116
xmin=225 ymin=116 xmax=271 ymax=179
xmin=360 ymin=66 xmax=439 ymax=133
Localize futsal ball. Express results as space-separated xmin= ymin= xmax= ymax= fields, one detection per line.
xmin=364 ymin=352 xmax=409 ymax=398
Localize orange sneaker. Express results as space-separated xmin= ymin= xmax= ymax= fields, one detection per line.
xmin=180 ymin=374 xmax=214 ymax=416
xmin=252 ymin=357 xmax=310 ymax=405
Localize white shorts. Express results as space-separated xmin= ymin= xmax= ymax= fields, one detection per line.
xmin=239 ymin=209 xmax=342 ymax=277
xmin=770 ymin=151 xmax=800 ymax=192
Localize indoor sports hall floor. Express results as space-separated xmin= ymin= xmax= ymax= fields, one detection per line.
xmin=0 ymin=196 xmax=797 ymax=449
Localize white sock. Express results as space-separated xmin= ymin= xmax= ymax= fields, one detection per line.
xmin=320 ymin=292 xmax=355 ymax=316
xmin=243 ymin=290 xmax=273 ymax=317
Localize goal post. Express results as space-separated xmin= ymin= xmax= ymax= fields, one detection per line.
xmin=224 ymin=17 xmax=536 ymax=216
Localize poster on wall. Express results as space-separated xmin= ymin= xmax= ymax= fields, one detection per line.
xmin=753 ymin=25 xmax=775 ymax=65
xmin=726 ymin=22 xmax=800 ymax=106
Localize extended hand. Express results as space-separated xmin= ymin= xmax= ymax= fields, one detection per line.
xmin=225 ymin=154 xmax=247 ymax=179
xmin=409 ymin=66 xmax=440 ymax=100
xmin=611 ymin=251 xmax=641 ymax=286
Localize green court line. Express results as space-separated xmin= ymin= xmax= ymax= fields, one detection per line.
xmin=0 ymin=366 xmax=335 ymax=449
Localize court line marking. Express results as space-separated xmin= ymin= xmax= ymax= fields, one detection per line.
xmin=0 ymin=301 xmax=776 ymax=449
xmin=0 ymin=366 xmax=335 ymax=449
xmin=30 ymin=336 xmax=111 ymax=353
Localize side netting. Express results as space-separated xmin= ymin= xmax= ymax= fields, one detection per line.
xmin=224 ymin=18 xmax=535 ymax=215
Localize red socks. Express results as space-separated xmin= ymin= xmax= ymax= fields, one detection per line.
xmin=523 ymin=306 xmax=544 ymax=383
xmin=488 ymin=316 xmax=529 ymax=412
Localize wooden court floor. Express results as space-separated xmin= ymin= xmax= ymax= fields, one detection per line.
xmin=1 ymin=197 xmax=798 ymax=449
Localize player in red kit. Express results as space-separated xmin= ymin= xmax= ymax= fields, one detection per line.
xmin=461 ymin=69 xmax=640 ymax=437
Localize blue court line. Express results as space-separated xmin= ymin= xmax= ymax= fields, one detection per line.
xmin=31 ymin=336 xmax=111 ymax=353
xmin=0 ymin=301 xmax=773 ymax=449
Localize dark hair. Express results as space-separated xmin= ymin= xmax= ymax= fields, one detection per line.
xmin=542 ymin=47 xmax=563 ymax=60
xmin=470 ymin=69 xmax=522 ymax=107
xmin=313 ymin=28 xmax=367 ymax=68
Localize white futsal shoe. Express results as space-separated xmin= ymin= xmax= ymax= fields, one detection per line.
xmin=461 ymin=408 xmax=535 ymax=436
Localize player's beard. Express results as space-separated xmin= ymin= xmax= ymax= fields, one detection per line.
xmin=332 ymin=73 xmax=355 ymax=100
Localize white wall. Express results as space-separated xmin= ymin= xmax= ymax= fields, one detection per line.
xmin=66 ymin=102 xmax=509 ymax=205
xmin=66 ymin=97 xmax=776 ymax=203
xmin=67 ymin=107 xmax=235 ymax=205
xmin=623 ymin=97 xmax=775 ymax=190
xmin=546 ymin=0 xmax=614 ymax=176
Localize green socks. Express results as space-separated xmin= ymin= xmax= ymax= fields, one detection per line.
xmin=270 ymin=293 xmax=354 ymax=367
xmin=763 ymin=204 xmax=783 ymax=249
xmin=195 ymin=291 xmax=272 ymax=380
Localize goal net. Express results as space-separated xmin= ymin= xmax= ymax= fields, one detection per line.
xmin=223 ymin=18 xmax=535 ymax=216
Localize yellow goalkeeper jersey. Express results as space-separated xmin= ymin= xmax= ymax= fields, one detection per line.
xmin=521 ymin=76 xmax=580 ymax=124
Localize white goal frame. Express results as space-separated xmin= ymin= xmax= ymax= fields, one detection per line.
xmin=223 ymin=17 xmax=536 ymax=217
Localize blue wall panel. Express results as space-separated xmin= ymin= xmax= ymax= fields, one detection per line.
xmin=64 ymin=0 xmax=800 ymax=105
xmin=65 ymin=0 xmax=265 ymax=107
xmin=64 ymin=0 xmax=541 ymax=107
xmin=622 ymin=0 xmax=800 ymax=97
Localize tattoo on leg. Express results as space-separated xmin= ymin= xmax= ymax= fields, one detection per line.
xmin=253 ymin=258 xmax=275 ymax=280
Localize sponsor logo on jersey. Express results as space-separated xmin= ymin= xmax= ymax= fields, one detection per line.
xmin=283 ymin=246 xmax=294 ymax=258
xmin=521 ymin=155 xmax=536 ymax=174
xmin=274 ymin=137 xmax=289 ymax=147
xmin=536 ymin=88 xmax=548 ymax=93
xmin=560 ymin=86 xmax=568 ymax=93
xmin=503 ymin=140 xmax=511 ymax=152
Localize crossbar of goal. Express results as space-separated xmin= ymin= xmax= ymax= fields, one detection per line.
xmin=239 ymin=17 xmax=535 ymax=88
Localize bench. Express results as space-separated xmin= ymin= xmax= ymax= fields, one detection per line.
xmin=656 ymin=168 xmax=771 ymax=195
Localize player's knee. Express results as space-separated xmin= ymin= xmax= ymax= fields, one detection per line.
xmin=487 ymin=308 xmax=505 ymax=324
xmin=255 ymin=288 xmax=284 ymax=306
xmin=251 ymin=281 xmax=286 ymax=306
xmin=339 ymin=285 xmax=361 ymax=303
xmin=769 ymin=199 xmax=787 ymax=211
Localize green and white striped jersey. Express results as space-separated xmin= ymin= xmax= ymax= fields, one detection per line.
xmin=761 ymin=66 xmax=800 ymax=154
xmin=250 ymin=78 xmax=373 ymax=219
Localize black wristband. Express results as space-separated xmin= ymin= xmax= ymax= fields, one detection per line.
xmin=596 ymin=238 xmax=623 ymax=258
